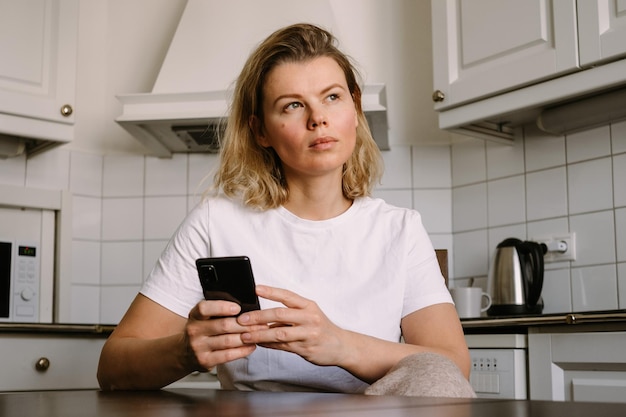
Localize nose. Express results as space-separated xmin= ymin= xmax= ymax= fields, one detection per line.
xmin=308 ymin=107 xmax=327 ymax=129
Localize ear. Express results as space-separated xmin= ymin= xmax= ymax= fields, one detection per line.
xmin=249 ymin=115 xmax=270 ymax=147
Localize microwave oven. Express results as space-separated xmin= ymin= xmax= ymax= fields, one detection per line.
xmin=0 ymin=240 xmax=40 ymax=322
xmin=0 ymin=206 xmax=55 ymax=323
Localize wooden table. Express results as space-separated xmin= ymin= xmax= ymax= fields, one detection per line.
xmin=1 ymin=389 xmax=626 ymax=416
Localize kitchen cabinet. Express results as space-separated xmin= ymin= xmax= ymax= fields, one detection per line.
xmin=431 ymin=0 xmax=626 ymax=141
xmin=0 ymin=0 xmax=79 ymax=154
xmin=0 ymin=332 xmax=106 ymax=391
xmin=528 ymin=330 xmax=626 ymax=403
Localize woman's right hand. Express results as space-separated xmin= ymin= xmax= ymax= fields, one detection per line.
xmin=184 ymin=300 xmax=266 ymax=371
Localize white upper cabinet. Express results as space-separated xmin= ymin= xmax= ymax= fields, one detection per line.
xmin=431 ymin=0 xmax=626 ymax=142
xmin=0 ymin=0 xmax=79 ymax=152
xmin=578 ymin=0 xmax=626 ymax=66
xmin=432 ymin=0 xmax=578 ymax=110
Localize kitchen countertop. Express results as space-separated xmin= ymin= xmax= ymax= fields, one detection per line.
xmin=2 ymin=389 xmax=626 ymax=417
xmin=461 ymin=309 xmax=626 ymax=333
xmin=3 ymin=309 xmax=626 ymax=335
xmin=0 ymin=323 xmax=115 ymax=335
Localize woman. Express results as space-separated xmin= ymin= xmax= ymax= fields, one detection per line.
xmin=97 ymin=23 xmax=473 ymax=397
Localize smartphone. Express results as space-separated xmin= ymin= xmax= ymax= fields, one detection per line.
xmin=196 ymin=256 xmax=260 ymax=315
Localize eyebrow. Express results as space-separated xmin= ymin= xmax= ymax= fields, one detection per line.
xmin=272 ymin=83 xmax=347 ymax=106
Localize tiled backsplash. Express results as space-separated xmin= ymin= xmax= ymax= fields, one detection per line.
xmin=452 ymin=121 xmax=626 ymax=314
xmin=1 ymin=120 xmax=624 ymax=322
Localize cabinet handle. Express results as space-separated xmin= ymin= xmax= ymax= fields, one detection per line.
xmin=432 ymin=90 xmax=445 ymax=103
xmin=35 ymin=357 xmax=50 ymax=372
xmin=60 ymin=104 xmax=73 ymax=117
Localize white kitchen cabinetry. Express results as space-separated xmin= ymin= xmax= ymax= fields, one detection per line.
xmin=528 ymin=331 xmax=626 ymax=403
xmin=0 ymin=0 xmax=78 ymax=153
xmin=0 ymin=333 xmax=105 ymax=391
xmin=431 ymin=0 xmax=626 ymax=141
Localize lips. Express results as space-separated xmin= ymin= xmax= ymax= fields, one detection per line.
xmin=309 ymin=137 xmax=337 ymax=148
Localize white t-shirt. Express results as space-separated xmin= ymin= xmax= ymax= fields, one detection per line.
xmin=140 ymin=194 xmax=452 ymax=393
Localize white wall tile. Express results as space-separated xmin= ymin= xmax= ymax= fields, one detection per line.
xmin=100 ymin=286 xmax=140 ymax=324
xmin=101 ymin=241 xmax=143 ymax=285
xmin=571 ymin=265 xmax=618 ymax=312
xmin=70 ymin=151 xmax=103 ymax=197
xmin=71 ymin=240 xmax=101 ymax=285
xmin=526 ymin=167 xmax=568 ymax=221
xmin=524 ymin=124 xmax=566 ymax=172
xmin=103 ymin=155 xmax=144 ymax=197
xmin=486 ymin=139 xmax=524 ymax=180
xmin=70 ymin=285 xmax=100 ymax=324
xmin=527 ymin=217 xmax=570 ymax=241
xmin=373 ymin=189 xmax=413 ymax=209
xmin=72 ymin=196 xmax=102 ymax=240
xmin=541 ymin=268 xmax=572 ymax=314
xmin=413 ymin=189 xmax=451 ymax=234
xmin=452 ymin=183 xmax=487 ymax=232
xmin=102 ymin=197 xmax=143 ymax=240
xmin=612 ymin=120 xmax=626 ymax=154
xmin=570 ymin=211 xmax=616 ymax=266
xmin=618 ymin=263 xmax=626 ymax=308
xmin=566 ymin=125 xmax=611 ymax=163
xmin=568 ymin=158 xmax=613 ymax=214
xmin=0 ymin=155 xmax=26 ymax=186
xmin=379 ymin=145 xmax=412 ymax=188
xmin=25 ymin=148 xmax=70 ymax=190
xmin=487 ymin=176 xmax=526 ymax=227
xmin=145 ymin=154 xmax=188 ymax=196
xmin=144 ymin=196 xmax=187 ymax=240
xmin=453 ymin=229 xmax=488 ymax=278
xmin=616 ymin=208 xmax=626 ymax=263
xmin=451 ymin=138 xmax=486 ymax=186
xmin=614 ymin=153 xmax=626 ymax=207
xmin=412 ymin=145 xmax=451 ymax=188
xmin=188 ymin=153 xmax=219 ymax=196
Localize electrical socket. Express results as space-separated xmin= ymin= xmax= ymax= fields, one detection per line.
xmin=532 ymin=233 xmax=577 ymax=262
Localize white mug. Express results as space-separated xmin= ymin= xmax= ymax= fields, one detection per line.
xmin=449 ymin=287 xmax=491 ymax=318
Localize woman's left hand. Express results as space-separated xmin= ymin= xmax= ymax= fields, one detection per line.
xmin=236 ymin=285 xmax=349 ymax=366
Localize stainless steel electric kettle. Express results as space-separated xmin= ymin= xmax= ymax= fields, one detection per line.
xmin=487 ymin=238 xmax=545 ymax=316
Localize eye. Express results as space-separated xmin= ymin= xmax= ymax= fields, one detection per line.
xmin=284 ymin=102 xmax=303 ymax=111
xmin=327 ymin=93 xmax=339 ymax=102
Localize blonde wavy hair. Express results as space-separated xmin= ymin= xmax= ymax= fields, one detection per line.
xmin=214 ymin=23 xmax=383 ymax=210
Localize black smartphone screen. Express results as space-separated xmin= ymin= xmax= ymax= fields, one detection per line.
xmin=196 ymin=256 xmax=260 ymax=314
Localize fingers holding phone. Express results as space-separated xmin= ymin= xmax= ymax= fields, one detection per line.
xmin=185 ymin=256 xmax=265 ymax=370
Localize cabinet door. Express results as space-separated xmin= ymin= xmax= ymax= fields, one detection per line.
xmin=0 ymin=0 xmax=78 ymax=140
xmin=528 ymin=332 xmax=626 ymax=402
xmin=578 ymin=0 xmax=626 ymax=66
xmin=432 ymin=0 xmax=579 ymax=110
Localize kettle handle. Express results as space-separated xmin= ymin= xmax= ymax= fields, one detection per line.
xmin=519 ymin=241 xmax=545 ymax=306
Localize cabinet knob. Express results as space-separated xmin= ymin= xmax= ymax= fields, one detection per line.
xmin=432 ymin=90 xmax=445 ymax=103
xmin=35 ymin=357 xmax=50 ymax=372
xmin=60 ymin=104 xmax=73 ymax=117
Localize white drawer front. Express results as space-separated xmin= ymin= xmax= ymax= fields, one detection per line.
xmin=0 ymin=334 xmax=105 ymax=391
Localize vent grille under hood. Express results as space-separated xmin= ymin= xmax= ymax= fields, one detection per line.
xmin=116 ymin=0 xmax=389 ymax=158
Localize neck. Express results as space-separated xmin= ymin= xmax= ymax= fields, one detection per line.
xmin=283 ymin=175 xmax=352 ymax=221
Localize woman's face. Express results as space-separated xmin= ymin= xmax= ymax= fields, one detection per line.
xmin=254 ymin=56 xmax=358 ymax=183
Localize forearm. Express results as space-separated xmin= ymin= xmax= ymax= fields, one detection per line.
xmin=336 ymin=332 xmax=423 ymax=383
xmin=97 ymin=333 xmax=196 ymax=391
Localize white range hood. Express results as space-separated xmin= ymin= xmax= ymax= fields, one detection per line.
xmin=116 ymin=0 xmax=389 ymax=157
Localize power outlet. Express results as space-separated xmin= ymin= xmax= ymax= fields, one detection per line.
xmin=533 ymin=233 xmax=576 ymax=262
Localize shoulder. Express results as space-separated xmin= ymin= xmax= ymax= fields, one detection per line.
xmin=356 ymin=196 xmax=422 ymax=224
